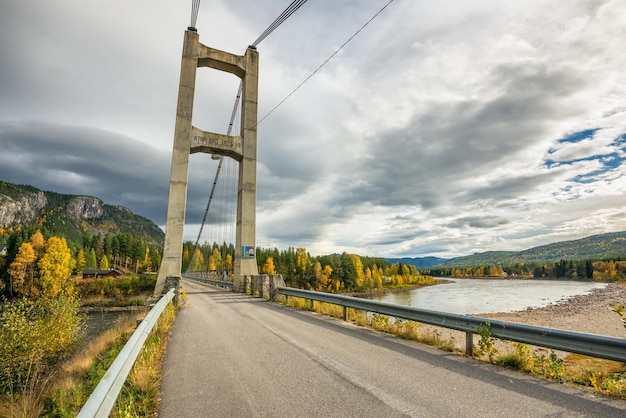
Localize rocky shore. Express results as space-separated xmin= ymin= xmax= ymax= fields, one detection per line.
xmin=482 ymin=282 xmax=626 ymax=338
xmin=419 ymin=282 xmax=626 ymax=352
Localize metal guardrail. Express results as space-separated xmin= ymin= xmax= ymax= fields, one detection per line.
xmin=183 ymin=273 xmax=234 ymax=290
xmin=77 ymin=287 xmax=176 ymax=418
xmin=277 ymin=287 xmax=626 ymax=363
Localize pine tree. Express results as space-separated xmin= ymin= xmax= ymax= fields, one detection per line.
xmin=86 ymin=248 xmax=97 ymax=269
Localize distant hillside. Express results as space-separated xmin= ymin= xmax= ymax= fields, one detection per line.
xmin=0 ymin=181 xmax=164 ymax=246
xmin=437 ymin=231 xmax=626 ymax=268
xmin=386 ymin=256 xmax=449 ymax=268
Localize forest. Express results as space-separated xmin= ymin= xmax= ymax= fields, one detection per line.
xmin=427 ymin=258 xmax=626 ymax=281
xmin=0 ymin=225 xmax=162 ymax=297
xmin=182 ymin=242 xmax=437 ymax=292
xmin=183 ymin=242 xmax=626 ymax=293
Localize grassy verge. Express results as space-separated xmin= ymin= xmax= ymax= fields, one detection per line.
xmin=11 ymin=304 xmax=175 ymax=417
xmin=281 ymin=296 xmax=625 ymax=399
xmin=18 ymin=302 xmax=177 ymax=417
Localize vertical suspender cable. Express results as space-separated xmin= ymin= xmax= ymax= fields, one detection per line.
xmin=186 ymin=82 xmax=243 ymax=273
xmin=190 ymin=0 xmax=201 ymax=29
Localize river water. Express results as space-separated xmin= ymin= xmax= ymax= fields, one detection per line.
xmin=365 ymin=278 xmax=607 ymax=315
xmin=82 ymin=310 xmax=145 ymax=344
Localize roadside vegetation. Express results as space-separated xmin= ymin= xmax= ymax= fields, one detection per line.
xmin=0 ymin=228 xmax=174 ymax=417
xmin=280 ymin=294 xmax=626 ymax=399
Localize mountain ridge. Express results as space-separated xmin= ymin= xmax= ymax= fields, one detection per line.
xmin=0 ymin=181 xmax=164 ymax=246
xmin=434 ymin=231 xmax=626 ymax=268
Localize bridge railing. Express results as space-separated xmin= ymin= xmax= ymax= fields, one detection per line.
xmin=77 ymin=287 xmax=176 ymax=418
xmin=277 ymin=286 xmax=626 ymax=363
xmin=183 ymin=271 xmax=233 ymax=290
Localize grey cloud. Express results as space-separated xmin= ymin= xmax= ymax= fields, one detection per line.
xmin=349 ymin=62 xmax=588 ymax=213
xmin=0 ymin=121 xmax=171 ymax=223
xmin=463 ymin=173 xmax=553 ymax=203
xmin=449 ymin=216 xmax=510 ymax=229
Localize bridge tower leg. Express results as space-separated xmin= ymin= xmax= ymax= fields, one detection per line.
xmin=154 ymin=28 xmax=259 ymax=296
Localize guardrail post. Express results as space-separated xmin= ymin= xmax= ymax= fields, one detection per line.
xmin=465 ymin=332 xmax=473 ymax=356
xmin=343 ymin=306 xmax=348 ymax=321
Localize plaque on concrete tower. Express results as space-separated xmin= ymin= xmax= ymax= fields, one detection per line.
xmin=242 ymin=246 xmax=255 ymax=258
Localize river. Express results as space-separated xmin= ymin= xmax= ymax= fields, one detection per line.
xmin=82 ymin=309 xmax=146 ymax=344
xmin=365 ymin=278 xmax=607 ymax=315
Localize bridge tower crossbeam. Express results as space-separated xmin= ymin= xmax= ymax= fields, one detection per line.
xmin=154 ymin=28 xmax=259 ymax=296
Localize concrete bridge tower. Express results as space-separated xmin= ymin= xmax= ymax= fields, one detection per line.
xmin=154 ymin=28 xmax=259 ymax=296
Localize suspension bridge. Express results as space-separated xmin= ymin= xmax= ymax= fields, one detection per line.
xmin=152 ymin=2 xmax=626 ymax=416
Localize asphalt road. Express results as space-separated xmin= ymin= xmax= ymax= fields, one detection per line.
xmin=159 ymin=279 xmax=626 ymax=417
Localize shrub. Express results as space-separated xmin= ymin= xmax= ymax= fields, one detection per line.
xmin=0 ymin=294 xmax=82 ymax=393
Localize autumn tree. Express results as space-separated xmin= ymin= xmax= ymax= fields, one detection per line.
xmin=318 ymin=264 xmax=333 ymax=292
xmin=350 ymin=254 xmax=364 ymax=289
xmin=99 ymin=254 xmax=110 ymax=270
xmin=211 ymin=247 xmax=223 ymax=271
xmin=296 ymin=248 xmax=310 ymax=287
xmin=29 ymin=230 xmax=45 ymax=257
xmin=9 ymin=242 xmax=36 ymax=297
xmin=37 ymin=236 xmax=75 ymax=298
xmin=372 ymin=264 xmax=383 ymax=290
xmin=142 ymin=247 xmax=152 ymax=272
xmin=189 ymin=248 xmax=204 ymax=271
xmin=75 ymin=248 xmax=87 ymax=274
xmin=208 ymin=255 xmax=217 ymax=271
xmin=224 ymin=253 xmax=233 ymax=272
xmin=364 ymin=267 xmax=373 ymax=289
xmin=262 ymin=257 xmax=277 ymax=275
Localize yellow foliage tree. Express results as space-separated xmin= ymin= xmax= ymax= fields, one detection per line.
xmin=75 ymin=248 xmax=87 ymax=274
xmin=208 ymin=255 xmax=216 ymax=271
xmin=212 ymin=248 xmax=223 ymax=270
xmin=190 ymin=248 xmax=204 ymax=271
xmin=225 ymin=253 xmax=233 ymax=272
xmin=99 ymin=254 xmax=110 ymax=270
xmin=9 ymin=242 xmax=36 ymax=297
xmin=319 ymin=264 xmax=333 ymax=291
xmin=350 ymin=254 xmax=364 ymax=288
xmin=37 ymin=236 xmax=75 ymax=298
xmin=143 ymin=247 xmax=152 ymax=272
xmin=296 ymin=248 xmax=309 ymax=275
xmin=30 ymin=230 xmax=45 ymax=257
xmin=262 ymin=257 xmax=277 ymax=275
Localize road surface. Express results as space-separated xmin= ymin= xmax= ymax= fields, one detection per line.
xmin=159 ymin=279 xmax=626 ymax=417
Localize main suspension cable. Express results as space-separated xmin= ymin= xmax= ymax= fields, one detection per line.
xmin=258 ymin=0 xmax=397 ymax=125
xmin=190 ymin=0 xmax=201 ymax=29
xmin=252 ymin=0 xmax=309 ymax=47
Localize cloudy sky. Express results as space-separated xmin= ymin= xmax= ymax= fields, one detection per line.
xmin=1 ymin=0 xmax=626 ymax=258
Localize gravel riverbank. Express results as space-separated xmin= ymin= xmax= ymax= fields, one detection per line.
xmin=419 ymin=282 xmax=626 ymax=352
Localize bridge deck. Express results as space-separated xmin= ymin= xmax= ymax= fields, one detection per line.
xmin=159 ymin=279 xmax=626 ymax=417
